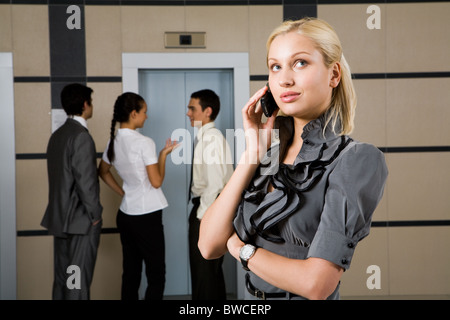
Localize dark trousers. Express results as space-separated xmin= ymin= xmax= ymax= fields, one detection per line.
xmin=189 ymin=197 xmax=226 ymax=300
xmin=52 ymin=221 xmax=102 ymax=300
xmin=117 ymin=209 xmax=165 ymax=300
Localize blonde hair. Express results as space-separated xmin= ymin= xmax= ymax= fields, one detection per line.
xmin=267 ymin=17 xmax=356 ymax=135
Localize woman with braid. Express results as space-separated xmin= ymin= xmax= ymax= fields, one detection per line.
xmin=99 ymin=92 xmax=178 ymax=300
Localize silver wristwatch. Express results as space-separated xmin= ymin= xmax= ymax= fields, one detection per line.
xmin=239 ymin=244 xmax=257 ymax=271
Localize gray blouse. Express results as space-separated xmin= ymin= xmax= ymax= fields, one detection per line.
xmin=233 ymin=115 xmax=388 ymax=300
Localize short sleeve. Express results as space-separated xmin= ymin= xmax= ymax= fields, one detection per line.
xmin=307 ymin=143 xmax=388 ymax=270
xmin=101 ymin=140 xmax=111 ymax=164
xmin=141 ymin=137 xmax=158 ymax=166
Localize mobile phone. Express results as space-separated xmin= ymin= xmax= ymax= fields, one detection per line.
xmin=260 ymin=84 xmax=278 ymax=117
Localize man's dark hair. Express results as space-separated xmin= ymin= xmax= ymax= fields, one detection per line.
xmin=191 ymin=89 xmax=220 ymax=121
xmin=61 ymin=83 xmax=93 ymax=116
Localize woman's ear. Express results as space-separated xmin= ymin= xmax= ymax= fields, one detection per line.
xmin=330 ymin=62 xmax=341 ymax=88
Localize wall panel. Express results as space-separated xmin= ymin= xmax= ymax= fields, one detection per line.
xmin=11 ymin=5 xmax=50 ymax=76
xmin=388 ymin=227 xmax=450 ymax=295
xmin=85 ymin=6 xmax=122 ymax=77
xmin=386 ymin=3 xmax=450 ymax=73
xmin=386 ymin=78 xmax=450 ymax=147
xmin=14 ymin=83 xmax=51 ymax=154
xmin=248 ymin=5 xmax=283 ymax=76
xmin=185 ymin=6 xmax=249 ymax=52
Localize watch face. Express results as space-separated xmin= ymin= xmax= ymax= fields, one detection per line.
xmin=241 ymin=245 xmax=255 ymax=260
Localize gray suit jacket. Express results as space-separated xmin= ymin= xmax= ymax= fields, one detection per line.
xmin=42 ymin=118 xmax=103 ymax=237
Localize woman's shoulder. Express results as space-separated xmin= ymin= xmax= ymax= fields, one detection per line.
xmin=337 ymin=137 xmax=388 ymax=175
xmin=118 ymin=129 xmax=156 ymax=149
xmin=128 ymin=129 xmax=155 ymax=143
xmin=345 ymin=138 xmax=384 ymax=159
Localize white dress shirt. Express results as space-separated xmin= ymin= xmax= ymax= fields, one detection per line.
xmin=71 ymin=115 xmax=88 ymax=129
xmin=191 ymin=122 xmax=233 ymax=219
xmin=102 ymin=128 xmax=168 ymax=215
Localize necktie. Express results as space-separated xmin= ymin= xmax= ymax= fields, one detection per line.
xmin=188 ymin=136 xmax=198 ymax=202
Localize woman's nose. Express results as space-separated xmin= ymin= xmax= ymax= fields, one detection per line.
xmin=278 ymin=70 xmax=295 ymax=87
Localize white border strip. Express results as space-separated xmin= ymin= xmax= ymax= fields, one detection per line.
xmin=0 ymin=52 xmax=17 ymax=299
xmin=122 ymin=52 xmax=250 ymax=299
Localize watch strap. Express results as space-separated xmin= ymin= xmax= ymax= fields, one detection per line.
xmin=239 ymin=244 xmax=256 ymax=271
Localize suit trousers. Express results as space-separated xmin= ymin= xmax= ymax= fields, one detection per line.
xmin=52 ymin=221 xmax=102 ymax=300
xmin=189 ymin=197 xmax=226 ymax=300
xmin=117 ymin=209 xmax=165 ymax=300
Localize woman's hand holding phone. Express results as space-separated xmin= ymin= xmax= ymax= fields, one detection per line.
xmin=261 ymin=84 xmax=279 ymax=117
xmin=241 ymin=85 xmax=279 ymax=164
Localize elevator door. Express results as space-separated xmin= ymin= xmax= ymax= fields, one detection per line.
xmin=138 ymin=69 xmax=235 ymax=297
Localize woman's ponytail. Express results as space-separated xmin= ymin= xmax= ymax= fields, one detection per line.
xmin=106 ymin=92 xmax=145 ymax=163
xmin=107 ymin=117 xmax=117 ymax=163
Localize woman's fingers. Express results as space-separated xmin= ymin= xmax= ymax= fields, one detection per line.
xmin=162 ymin=138 xmax=180 ymax=154
xmin=242 ymin=86 xmax=268 ymax=117
xmin=263 ymin=108 xmax=279 ymax=130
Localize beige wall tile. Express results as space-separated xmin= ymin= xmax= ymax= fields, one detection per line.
xmin=11 ymin=5 xmax=50 ymax=76
xmin=91 ymin=234 xmax=122 ymax=300
xmin=185 ymin=6 xmax=249 ymax=52
xmin=250 ymin=80 xmax=265 ymax=97
xmin=85 ymin=6 xmax=122 ymax=76
xmin=318 ymin=4 xmax=386 ymax=74
xmin=17 ymin=236 xmax=53 ymax=299
xmin=0 ymin=5 xmax=13 ymax=52
xmin=372 ymin=192 xmax=388 ymax=223
xmin=14 ymin=83 xmax=51 ymax=154
xmin=386 ymin=152 xmax=450 ymax=221
xmin=87 ymin=82 xmax=123 ymax=151
xmin=16 ymin=160 xmax=48 ymax=231
xmin=248 ymin=5 xmax=283 ymax=75
xmin=121 ymin=6 xmax=185 ymax=52
xmin=352 ymin=79 xmax=387 ymax=147
xmin=388 ymin=227 xmax=450 ymax=295
xmin=386 ymin=3 xmax=450 ymax=73
xmin=386 ymin=78 xmax=450 ymax=147
xmin=340 ymin=228 xmax=390 ymax=297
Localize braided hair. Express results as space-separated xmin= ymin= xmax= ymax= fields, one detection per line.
xmin=107 ymin=92 xmax=145 ymax=163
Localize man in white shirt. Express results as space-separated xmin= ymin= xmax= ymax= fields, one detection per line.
xmin=187 ymin=89 xmax=233 ymax=300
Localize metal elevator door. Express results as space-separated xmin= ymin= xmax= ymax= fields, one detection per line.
xmin=138 ymin=69 xmax=236 ymax=297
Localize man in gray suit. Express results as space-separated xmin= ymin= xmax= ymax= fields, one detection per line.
xmin=41 ymin=83 xmax=103 ymax=300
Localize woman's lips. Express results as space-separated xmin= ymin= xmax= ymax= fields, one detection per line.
xmin=280 ymin=91 xmax=300 ymax=103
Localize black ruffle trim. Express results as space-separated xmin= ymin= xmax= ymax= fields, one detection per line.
xmin=236 ymin=135 xmax=353 ymax=244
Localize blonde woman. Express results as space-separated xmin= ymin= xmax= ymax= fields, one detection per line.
xmin=198 ymin=18 xmax=388 ymax=300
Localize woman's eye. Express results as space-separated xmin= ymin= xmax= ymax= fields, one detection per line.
xmin=294 ymin=60 xmax=307 ymax=69
xmin=270 ymin=64 xmax=281 ymax=72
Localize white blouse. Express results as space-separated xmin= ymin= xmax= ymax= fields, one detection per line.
xmin=102 ymin=128 xmax=168 ymax=215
